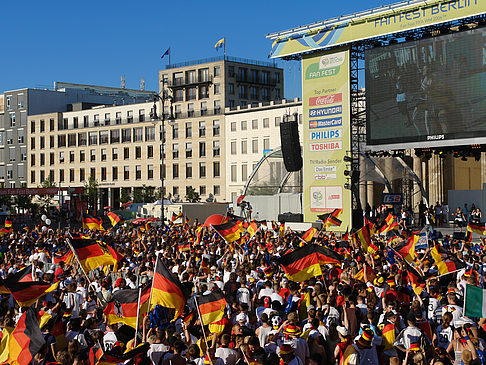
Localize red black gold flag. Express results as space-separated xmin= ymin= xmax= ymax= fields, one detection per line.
xmin=404 ymin=260 xmax=425 ymax=295
xmin=7 ymin=308 xmax=45 ymax=364
xmin=467 ymin=222 xmax=486 ymax=235
xmin=353 ymin=224 xmax=374 ymax=253
xmin=107 ymin=212 xmax=122 ymax=227
xmin=9 ymin=264 xmax=34 ymax=282
xmin=150 ymin=257 xmax=188 ymax=320
xmin=104 ymin=285 xmax=151 ymax=328
xmin=247 ymin=222 xmax=260 ymax=239
xmin=178 ymin=242 xmax=191 ymax=252
xmin=4 ymin=219 xmax=12 ymax=232
xmin=69 ymin=238 xmax=117 ymax=272
xmin=396 ymin=235 xmax=418 ymax=264
xmin=379 ymin=214 xmax=399 ymax=234
xmin=271 ymin=221 xmax=278 ymax=232
xmin=82 ymin=213 xmax=103 ymax=230
xmin=195 ymin=226 xmax=203 ymax=245
xmin=301 ymin=227 xmax=317 ymax=243
xmin=342 ymin=227 xmax=349 ymax=241
xmin=4 ymin=280 xmax=59 ymax=307
xmin=53 ymin=249 xmax=75 ymax=265
xmin=197 ymin=291 xmax=227 ymax=326
xmin=430 ymin=245 xmax=466 ymax=275
xmin=212 ymin=221 xmax=245 ymax=243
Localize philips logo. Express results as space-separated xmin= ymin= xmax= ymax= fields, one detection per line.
xmin=310 ymin=129 xmax=342 ymax=140
xmin=427 ymin=135 xmax=444 ymax=140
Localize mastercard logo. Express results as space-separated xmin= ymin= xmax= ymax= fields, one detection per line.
xmin=310 ymin=121 xmax=317 ymax=128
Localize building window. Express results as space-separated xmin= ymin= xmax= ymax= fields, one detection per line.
xmin=187 ymin=88 xmax=196 ymax=101
xmin=241 ymin=140 xmax=247 ymax=154
xmin=148 ymin=165 xmax=153 ymax=180
xmin=231 ymin=165 xmax=237 ymax=182
xmin=213 ymin=141 xmax=220 ymax=156
xmin=135 ymin=165 xmax=141 ymax=180
xmin=90 ymin=168 xmax=95 ymax=179
xmin=9 ymin=113 xmax=15 ymax=127
xmin=127 ymin=110 xmax=133 ymax=123
xmin=263 ymin=118 xmax=269 ymax=128
xmin=112 ymin=148 xmax=118 ymax=160
xmin=252 ymin=139 xmax=259 ymax=154
xmin=99 ymin=131 xmax=109 ymax=144
xmin=214 ymin=83 xmax=220 ymax=95
xmin=83 ymin=116 xmax=89 ymax=128
xmin=93 ymin=114 xmax=100 ymax=127
xmin=50 ymin=152 xmax=54 ymax=165
xmin=73 ymin=117 xmax=78 ymax=129
xmin=199 ymin=185 xmax=206 ymax=195
xmin=139 ymin=110 xmax=145 ymax=122
xmin=124 ymin=166 xmax=130 ymax=180
xmin=275 ymin=116 xmax=281 ymax=126
xmin=199 ymin=68 xmax=209 ymax=82
xmin=30 ymin=154 xmax=35 ymax=166
xmin=213 ymin=120 xmax=220 ymax=136
xmin=214 ymin=185 xmax=221 ymax=196
xmin=200 ymin=101 xmax=207 ymax=116
xmin=104 ymin=113 xmax=110 ymax=125
xmin=122 ymin=128 xmax=131 ymax=143
xmin=80 ymin=150 xmax=85 ymax=162
xmin=250 ymin=87 xmax=258 ymax=99
xmin=199 ymin=121 xmax=205 ymax=137
xmin=30 ymin=121 xmax=35 ymax=134
xmin=214 ymin=100 xmax=221 ymax=114
xmin=101 ymin=149 xmax=107 ymax=161
xmin=172 ymin=164 xmax=179 ymax=179
xmin=213 ymin=161 xmax=220 ymax=177
xmin=68 ymin=134 xmax=76 ymax=147
xmin=110 ymin=129 xmax=120 ymax=143
xmin=241 ymin=120 xmax=247 ymax=130
xmin=145 ymin=126 xmax=155 ymax=141
xmin=59 ymin=151 xmax=65 ymax=163
xmin=80 ymin=168 xmax=85 ymax=182
xmin=242 ymin=164 xmax=248 ymax=181
xmin=101 ymin=167 xmax=106 ymax=181
xmin=252 ymin=119 xmax=258 ymax=130
xmin=172 ymin=143 xmax=179 ymax=159
xmin=275 ymin=88 xmax=281 ymax=99
xmin=116 ymin=112 xmax=122 ymax=124
xmin=147 ymin=145 xmax=153 ymax=158
xmin=263 ymin=137 xmax=270 ymax=150
xmin=214 ymin=66 xmax=220 ymax=77
xmin=230 ymin=141 xmax=236 ymax=155
xmin=90 ymin=149 xmax=96 ymax=162
xmin=49 ymin=170 xmax=54 ymax=181
xmin=173 ymin=186 xmax=179 ymax=196
xmin=40 ymin=136 xmax=45 ymax=149
xmin=135 ymin=146 xmax=141 ymax=159
xmin=133 ymin=127 xmax=143 ymax=142
xmin=58 ymin=169 xmax=64 ymax=182
xmin=31 ymin=170 xmax=35 ymax=184
xmin=6 ymin=96 xmax=11 ymax=110
xmin=175 ymin=90 xmax=184 ymax=102
xmin=69 ymin=169 xmax=74 ymax=182
xmin=185 ymin=122 xmax=192 ymax=138
xmin=186 ymin=163 xmax=192 ymax=178
xmin=112 ymin=166 xmax=118 ymax=181
xmin=262 ymin=88 xmax=269 ymax=100
xmin=70 ymin=151 xmax=75 ymax=163
xmin=88 ymin=132 xmax=97 ymax=145
xmin=172 ymin=124 xmax=179 ymax=139
xmin=199 ymin=162 xmax=206 ymax=178
xmin=229 ymin=83 xmax=234 ymax=95
xmin=50 ymin=136 xmax=55 ymax=148
xmin=199 ymin=142 xmax=206 ymax=157
xmin=78 ymin=133 xmax=87 ymax=146
xmin=238 ymin=85 xmax=246 ymax=99
xmin=185 ymin=142 xmax=192 ymax=158
xmin=124 ymin=147 xmax=129 ymax=160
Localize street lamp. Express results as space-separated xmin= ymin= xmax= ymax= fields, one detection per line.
xmin=150 ymin=78 xmax=174 ymax=225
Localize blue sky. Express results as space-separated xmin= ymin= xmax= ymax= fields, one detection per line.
xmin=1 ymin=0 xmax=389 ymax=98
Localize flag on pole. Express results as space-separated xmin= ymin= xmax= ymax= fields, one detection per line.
xmin=301 ymin=227 xmax=317 ymax=243
xmin=465 ymin=284 xmax=486 ymax=317
xmin=214 ymin=38 xmax=225 ymax=49
xmin=161 ymin=48 xmax=170 ymax=59
xmin=104 ymin=286 xmax=151 ymax=328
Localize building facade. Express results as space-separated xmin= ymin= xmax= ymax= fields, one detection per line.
xmin=224 ymin=98 xmax=302 ymax=201
xmin=1 ymin=83 xmax=154 ymax=188
xmin=159 ymin=56 xmax=283 ymax=201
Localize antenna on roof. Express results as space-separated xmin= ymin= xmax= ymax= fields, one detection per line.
xmin=140 ymin=79 xmax=145 ymax=91
xmin=121 ymin=75 xmax=126 ymax=89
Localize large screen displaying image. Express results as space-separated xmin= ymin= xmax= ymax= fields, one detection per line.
xmin=366 ymin=28 xmax=486 ymax=146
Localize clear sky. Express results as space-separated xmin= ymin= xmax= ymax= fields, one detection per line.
xmin=1 ymin=0 xmax=390 ymax=98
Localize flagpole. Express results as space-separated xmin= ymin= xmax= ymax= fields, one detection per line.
xmin=224 ymin=38 xmax=226 ymax=57
xmin=148 ymin=253 xmax=159 ymax=312
xmin=428 ymin=268 xmax=462 ymax=280
xmin=66 ymin=238 xmax=91 ymax=285
xmin=134 ymin=286 xmax=142 ymax=347
xmin=193 ymin=295 xmax=214 ymax=365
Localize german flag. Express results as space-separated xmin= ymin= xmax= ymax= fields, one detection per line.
xmin=396 ymin=235 xmax=418 ymax=264
xmin=171 ymin=212 xmax=183 ymax=222
xmin=107 ymin=212 xmax=122 ymax=227
xmin=353 ymin=224 xmax=374 ymax=253
xmin=247 ymin=222 xmax=260 ymax=239
xmin=209 ymin=317 xmax=230 ymax=335
xmin=465 ymin=230 xmax=472 ymax=243
xmin=404 ymin=261 xmax=425 ymax=295
xmin=430 ymin=245 xmax=466 ymax=275
xmin=49 ymin=314 xmax=67 ymax=351
xmin=467 ymin=222 xmax=486 ymax=235
xmin=278 ymin=223 xmax=285 ymax=238
xmin=69 ymin=238 xmax=117 ymax=272
xmin=195 ymin=226 xmax=204 ymax=245
xmin=342 ymin=227 xmax=349 ymax=241
xmin=315 ymin=245 xmax=343 ymax=265
xmin=178 ymin=242 xmax=191 ymax=252
xmin=183 ymin=311 xmax=194 ymax=325
xmin=301 ymin=227 xmax=317 ymax=243
xmin=150 ymin=257 xmax=188 ymax=320
xmin=354 ymin=265 xmax=376 ymax=283
xmin=53 ymin=249 xmax=74 ymax=265
xmin=271 ymin=221 xmax=278 ymax=232
xmin=212 ymin=221 xmax=245 ymax=243
xmin=9 ymin=264 xmax=34 ymax=282
xmin=382 ymin=322 xmax=397 ymax=351
xmin=276 ymin=244 xmax=323 ymax=282
xmin=197 ymin=291 xmax=227 ymax=326
xmin=89 ymin=345 xmax=104 ymax=365
xmin=379 ymin=214 xmax=399 ymax=234
xmin=104 ymin=285 xmax=151 ymax=328
xmin=82 ymin=213 xmax=102 ymax=230
xmin=4 ymin=219 xmax=12 ymax=232
xmin=4 ymin=280 xmax=59 ymax=307
xmin=7 ymin=308 xmax=45 ymax=365
xmin=0 ymin=327 xmax=12 ymax=363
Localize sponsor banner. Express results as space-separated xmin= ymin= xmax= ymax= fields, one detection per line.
xmin=269 ymin=0 xmax=485 ymax=58
xmin=310 ymin=129 xmax=342 ymax=140
xmin=302 ymin=48 xmax=351 ymax=229
xmin=309 ymin=117 xmax=343 ymax=129
xmin=0 ymin=188 xmax=84 ymax=196
xmin=382 ymin=193 xmax=403 ymax=205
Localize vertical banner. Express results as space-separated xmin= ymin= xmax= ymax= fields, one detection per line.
xmin=302 ymin=48 xmax=351 ymax=229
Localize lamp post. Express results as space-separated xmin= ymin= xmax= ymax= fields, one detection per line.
xmin=150 ymin=78 xmax=174 ymax=225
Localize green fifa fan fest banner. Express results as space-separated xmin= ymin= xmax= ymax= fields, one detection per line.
xmin=269 ymin=0 xmax=485 ymax=58
xmin=302 ymin=48 xmax=351 ymax=229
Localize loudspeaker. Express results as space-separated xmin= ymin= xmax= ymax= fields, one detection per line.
xmin=278 ymin=213 xmax=303 ymax=223
xmin=280 ymin=121 xmax=303 ymax=172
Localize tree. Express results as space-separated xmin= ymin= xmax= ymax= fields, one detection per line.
xmin=14 ymin=195 xmax=36 ymax=213
xmin=37 ymin=178 xmax=56 ymax=210
xmin=142 ymin=185 xmax=155 ymax=203
xmin=133 ymin=187 xmax=143 ymax=203
xmin=83 ymin=175 xmax=99 ymax=212
xmin=185 ymin=186 xmax=201 ymax=203
xmin=120 ymin=188 xmax=131 ymax=204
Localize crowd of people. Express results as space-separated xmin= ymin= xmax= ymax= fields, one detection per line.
xmin=1 ymin=209 xmax=486 ymax=365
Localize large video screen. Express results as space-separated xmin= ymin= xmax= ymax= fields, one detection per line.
xmin=366 ymin=28 xmax=486 ymax=147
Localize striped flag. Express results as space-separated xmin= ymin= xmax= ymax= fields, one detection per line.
xmin=4 ymin=280 xmax=59 ymax=307
xmin=246 ymin=222 xmax=260 ymax=239
xmin=150 ymin=257 xmax=188 ymax=320
xmin=353 ymin=224 xmax=375 ymax=253
xmin=4 ymin=219 xmax=12 ymax=232
xmin=82 ymin=213 xmax=102 ymax=230
xmin=430 ymin=245 xmax=466 ymax=275
xmin=465 ymin=284 xmax=486 ymax=317
xmin=197 ymin=292 xmax=227 ymax=326
xmin=6 ymin=308 xmax=45 ymax=365
xmin=301 ymin=227 xmax=317 ymax=243
xmin=104 ymin=286 xmax=151 ymax=328
xmin=212 ymin=221 xmax=245 ymax=243
xmin=107 ymin=212 xmax=122 ymax=227
xmin=70 ymin=238 xmax=118 ymax=272
xmin=467 ymin=222 xmax=486 ymax=235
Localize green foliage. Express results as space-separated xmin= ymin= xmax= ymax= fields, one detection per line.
xmin=120 ymin=188 xmax=131 ymax=204
xmin=83 ymin=175 xmax=99 ymax=211
xmin=37 ymin=177 xmax=56 ymax=209
xmin=185 ymin=186 xmax=201 ymax=203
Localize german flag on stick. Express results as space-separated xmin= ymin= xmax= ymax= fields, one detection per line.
xmin=107 ymin=212 xmax=122 ymax=227
xmin=467 ymin=222 xmax=486 ymax=235
xmin=301 ymin=227 xmax=317 ymax=243
xmin=150 ymin=255 xmax=188 ymax=320
xmin=104 ymin=286 xmax=151 ymax=328
xmin=68 ymin=238 xmax=118 ymax=273
xmin=4 ymin=280 xmax=59 ymax=307
xmin=82 ymin=213 xmax=103 ymax=230
xmin=6 ymin=308 xmax=45 ymax=365
xmin=430 ymin=245 xmax=466 ymax=276
xmin=403 ymin=260 xmax=426 ymax=295
xmin=246 ymin=222 xmax=260 ymax=240
xmin=211 ymin=221 xmax=245 ymax=243
xmin=195 ymin=291 xmax=227 ymax=326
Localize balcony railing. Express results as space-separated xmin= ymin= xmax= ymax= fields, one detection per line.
xmin=168 ymin=75 xmax=213 ymax=88
xmin=172 ymin=109 xmax=222 ymax=119
xmin=236 ymin=75 xmax=278 ymax=86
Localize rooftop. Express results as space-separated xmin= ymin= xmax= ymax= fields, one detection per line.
xmin=164 ymin=55 xmax=280 ymax=70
